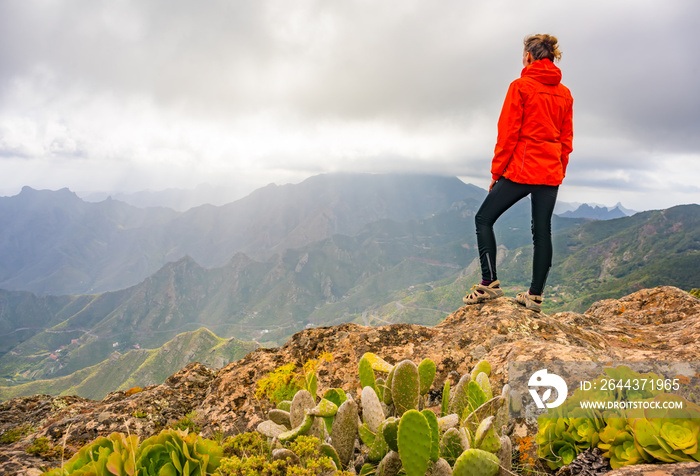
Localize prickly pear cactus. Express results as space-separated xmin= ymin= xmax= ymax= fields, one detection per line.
xmin=496 ymin=435 xmax=512 ymax=476
xmin=384 ymin=365 xmax=395 ymax=405
xmin=437 ymin=413 xmax=459 ymax=432
xmin=361 ymin=352 xmax=394 ymax=373
xmin=494 ymin=384 xmax=510 ymax=431
xmin=474 ymin=371 xmax=493 ymax=400
xmin=331 ymin=397 xmax=358 ymax=468
xmin=268 ymin=408 xmax=291 ymax=428
xmin=474 ymin=416 xmax=501 ymax=454
xmin=319 ymin=443 xmax=340 ymax=467
xmin=359 ymin=422 xmax=375 ymax=446
xmin=440 ymin=427 xmax=466 ymax=466
xmin=441 ymin=380 xmax=450 ymax=417
xmin=397 ymin=409 xmax=432 ymax=476
xmin=449 ymin=374 xmax=471 ymax=419
xmin=421 ymin=409 xmax=439 ymax=463
xmin=470 ymin=360 xmax=492 ymax=381
xmin=290 ymin=389 xmax=315 ymax=428
xmin=391 ymin=359 xmax=420 ymax=415
xmin=453 ymin=448 xmax=499 ymax=476
xmin=359 ymin=354 xmax=377 ymax=393
xmin=308 ymin=398 xmax=338 ymax=418
xmin=361 ymin=386 xmax=385 ymax=433
xmin=256 ymin=420 xmax=288 ymax=438
xmin=323 ymin=388 xmax=347 ymax=407
xmin=278 ymin=413 xmax=314 ymax=442
xmin=305 ymin=369 xmax=318 ymax=399
xmin=418 ymin=358 xmax=436 ymax=396
xmin=368 ymin=420 xmax=390 ymax=462
xmin=376 ymin=376 xmax=386 ymax=401
xmin=382 ymin=416 xmax=399 ymax=452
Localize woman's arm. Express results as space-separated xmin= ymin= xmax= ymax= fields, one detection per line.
xmin=491 ymin=81 xmax=524 ymax=180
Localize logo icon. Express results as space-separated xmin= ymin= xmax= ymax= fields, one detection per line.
xmin=528 ymin=369 xmax=568 ymax=409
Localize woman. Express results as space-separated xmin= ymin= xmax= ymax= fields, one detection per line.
xmin=463 ymin=34 xmax=573 ymax=313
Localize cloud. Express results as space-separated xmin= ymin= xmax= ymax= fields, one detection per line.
xmin=0 ymin=0 xmax=698 ymax=209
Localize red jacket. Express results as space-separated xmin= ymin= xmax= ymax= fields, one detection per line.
xmin=491 ymin=59 xmax=573 ymax=186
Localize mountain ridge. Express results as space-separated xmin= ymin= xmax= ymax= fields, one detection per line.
xmin=0 ymin=173 xmax=484 ymax=295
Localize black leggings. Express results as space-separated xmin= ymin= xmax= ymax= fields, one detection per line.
xmin=474 ymin=178 xmax=559 ymax=295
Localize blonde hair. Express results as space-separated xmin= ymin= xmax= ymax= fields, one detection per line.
xmin=524 ymin=34 xmax=562 ymax=63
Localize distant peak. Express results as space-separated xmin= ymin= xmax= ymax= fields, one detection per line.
xmin=17 ymin=186 xmax=80 ymax=202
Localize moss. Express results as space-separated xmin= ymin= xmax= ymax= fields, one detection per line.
xmin=26 ymin=437 xmax=64 ymax=460
xmin=222 ymin=431 xmax=270 ymax=459
xmin=168 ymin=410 xmax=202 ymax=434
xmin=0 ymin=424 xmax=33 ymax=444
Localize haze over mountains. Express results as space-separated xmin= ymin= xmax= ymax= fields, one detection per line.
xmin=1 ymin=173 xmax=698 ymax=400
xmin=0 ymin=174 xmax=482 ymax=296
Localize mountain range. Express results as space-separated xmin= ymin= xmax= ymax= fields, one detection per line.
xmin=0 ymin=174 xmax=481 ymax=296
xmin=556 ymin=202 xmax=633 ymax=220
xmin=0 ymin=173 xmax=698 ymax=401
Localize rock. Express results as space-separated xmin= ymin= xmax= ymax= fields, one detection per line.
xmin=2 ymin=286 xmax=700 ymax=474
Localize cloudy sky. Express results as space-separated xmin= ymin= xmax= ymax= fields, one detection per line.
xmin=1 ymin=0 xmax=698 ymax=211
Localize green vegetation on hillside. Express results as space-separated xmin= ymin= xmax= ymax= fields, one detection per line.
xmin=0 ymin=328 xmax=257 ymax=401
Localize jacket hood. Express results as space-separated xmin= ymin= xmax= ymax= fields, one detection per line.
xmin=521 ymin=58 xmax=561 ymax=85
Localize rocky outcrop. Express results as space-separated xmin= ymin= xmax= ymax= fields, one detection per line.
xmin=1 ymin=286 xmax=699 ymax=475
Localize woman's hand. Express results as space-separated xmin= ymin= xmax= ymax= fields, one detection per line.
xmin=489 ymin=179 xmax=498 ymax=192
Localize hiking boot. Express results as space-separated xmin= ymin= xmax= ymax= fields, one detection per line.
xmin=463 ymin=280 xmax=504 ymax=304
xmin=515 ymin=291 xmax=543 ymax=312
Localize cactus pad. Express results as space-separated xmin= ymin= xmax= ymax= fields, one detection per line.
xmin=290 ymin=389 xmax=315 ymax=428
xmin=308 ymin=398 xmax=338 ymax=418
xmin=440 ymin=427 xmax=466 ymax=466
xmin=256 ymin=420 xmax=288 ymax=438
xmin=474 ymin=416 xmax=501 ymax=454
xmin=268 ymin=409 xmax=291 ymax=429
xmin=397 ymin=409 xmax=432 ymax=476
xmin=474 ymin=371 xmax=493 ymax=400
xmin=382 ymin=417 xmax=399 ymax=452
xmin=320 ymin=443 xmax=342 ymax=471
xmin=421 ymin=409 xmax=440 ymax=463
xmin=362 ymin=386 xmax=385 ymax=432
xmin=361 ymin=352 xmax=394 ymax=373
xmin=359 ymin=422 xmax=375 ymax=446
xmin=359 ymin=354 xmax=377 ymax=393
xmin=331 ymin=397 xmax=358 ymax=468
xmin=384 ymin=365 xmax=395 ymax=405
xmin=497 ymin=435 xmax=512 ymax=476
xmin=470 ymin=360 xmax=492 ymax=380
xmin=391 ymin=359 xmax=420 ymax=415
xmin=453 ymin=448 xmax=499 ymax=476
xmin=437 ymin=413 xmax=459 ymax=432
xmin=441 ymin=380 xmax=450 ymax=417
xmin=418 ymin=358 xmax=437 ymax=396
xmin=278 ymin=412 xmax=314 ymax=442
xmin=323 ymin=388 xmax=347 ymax=408
xmin=368 ymin=420 xmax=390 ymax=462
